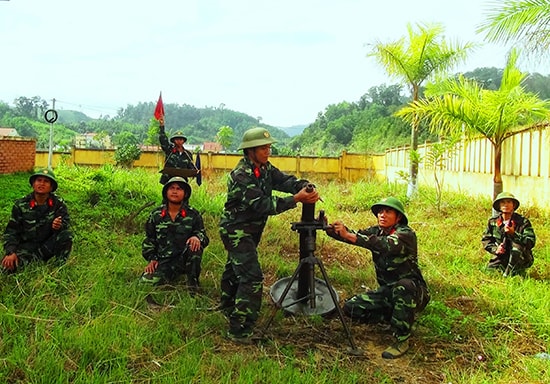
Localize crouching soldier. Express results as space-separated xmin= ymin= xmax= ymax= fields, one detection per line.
xmin=482 ymin=192 xmax=536 ymax=277
xmin=2 ymin=168 xmax=73 ymax=272
xmin=325 ymin=197 xmax=430 ymax=359
xmin=141 ymin=177 xmax=209 ymax=294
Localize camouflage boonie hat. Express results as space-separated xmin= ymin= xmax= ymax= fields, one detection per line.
xmin=371 ymin=197 xmax=408 ymax=225
xmin=170 ymin=131 xmax=187 ymax=143
xmin=162 ymin=176 xmax=192 ymax=201
xmin=238 ymin=127 xmax=277 ymax=150
xmin=493 ymin=191 xmax=520 ymax=212
xmin=29 ymin=168 xmax=58 ymax=192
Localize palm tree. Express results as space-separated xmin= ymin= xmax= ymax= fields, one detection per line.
xmin=396 ymin=49 xmax=550 ymax=200
xmin=477 ymin=0 xmax=550 ymax=60
xmin=368 ymin=23 xmax=475 ymax=197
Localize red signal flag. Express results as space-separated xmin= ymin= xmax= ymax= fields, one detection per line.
xmin=154 ymin=93 xmax=164 ymax=120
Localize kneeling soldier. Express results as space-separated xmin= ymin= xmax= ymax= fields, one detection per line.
xmin=325 ymin=197 xmax=430 ymax=359
xmin=2 ymin=168 xmax=73 ymax=272
xmin=141 ymin=177 xmax=209 ymax=294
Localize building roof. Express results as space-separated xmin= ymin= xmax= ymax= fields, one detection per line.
xmin=0 ymin=127 xmax=19 ymax=136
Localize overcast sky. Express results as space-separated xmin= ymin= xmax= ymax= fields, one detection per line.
xmin=1 ymin=0 xmax=547 ymax=127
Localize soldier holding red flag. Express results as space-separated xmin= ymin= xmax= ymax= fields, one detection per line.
xmin=154 ymin=93 xmax=198 ymax=185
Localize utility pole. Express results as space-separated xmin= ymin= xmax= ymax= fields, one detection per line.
xmin=48 ymin=98 xmax=55 ymax=168
xmin=44 ymin=98 xmax=58 ymax=169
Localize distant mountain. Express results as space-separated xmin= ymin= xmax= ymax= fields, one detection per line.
xmin=57 ymin=110 xmax=93 ymax=124
xmin=278 ymin=124 xmax=307 ymax=137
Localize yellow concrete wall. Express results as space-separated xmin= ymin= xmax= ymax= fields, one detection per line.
xmin=36 ymin=149 xmax=381 ymax=181
xmin=384 ymin=125 xmax=550 ymax=208
xmin=34 ymin=123 xmax=550 ymax=208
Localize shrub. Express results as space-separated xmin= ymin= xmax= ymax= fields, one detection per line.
xmin=114 ymin=144 xmax=141 ymax=168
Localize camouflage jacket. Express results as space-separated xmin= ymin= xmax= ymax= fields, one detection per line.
xmin=3 ymin=192 xmax=71 ymax=255
xmin=481 ymin=212 xmax=536 ymax=256
xmin=219 ymin=156 xmax=309 ymax=232
xmin=159 ymin=126 xmax=195 ymax=170
xmin=333 ymin=223 xmax=427 ymax=288
xmin=142 ymin=203 xmax=209 ymax=261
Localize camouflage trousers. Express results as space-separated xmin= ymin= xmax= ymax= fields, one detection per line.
xmin=11 ymin=229 xmax=73 ymax=271
xmin=343 ymin=278 xmax=430 ymax=341
xmin=140 ymin=248 xmax=203 ymax=286
xmin=487 ymin=242 xmax=533 ymax=275
xmin=219 ymin=228 xmax=264 ymax=338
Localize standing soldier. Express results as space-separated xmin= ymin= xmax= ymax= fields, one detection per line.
xmin=141 ymin=177 xmax=209 ymax=294
xmin=482 ymin=192 xmax=536 ymax=277
xmin=325 ymin=197 xmax=430 ymax=359
xmin=158 ymin=116 xmax=196 ymax=184
xmin=217 ymin=127 xmax=320 ymax=344
xmin=2 ymin=168 xmax=73 ymax=272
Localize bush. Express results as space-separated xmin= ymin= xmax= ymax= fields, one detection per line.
xmin=114 ymin=144 xmax=141 ymax=168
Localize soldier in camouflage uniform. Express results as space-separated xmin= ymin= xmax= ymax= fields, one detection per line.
xmin=326 ymin=197 xmax=429 ymax=359
xmin=482 ymin=192 xmax=535 ymax=277
xmin=2 ymin=168 xmax=73 ymax=272
xmin=141 ymin=177 xmax=209 ymax=293
xmin=218 ymin=127 xmax=320 ymax=343
xmin=158 ymin=116 xmax=196 ymax=184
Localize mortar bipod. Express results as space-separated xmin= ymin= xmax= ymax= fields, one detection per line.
xmin=263 ymin=198 xmax=362 ymax=355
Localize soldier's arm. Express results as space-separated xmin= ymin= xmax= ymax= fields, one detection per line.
xmin=142 ymin=214 xmax=159 ymax=261
xmin=355 ymin=226 xmax=412 ymax=255
xmin=270 ymin=165 xmax=309 ymax=194
xmin=3 ymin=203 xmax=24 ymax=255
xmin=159 ymin=124 xmax=170 ymax=152
xmin=515 ymin=217 xmax=536 ymax=250
xmin=481 ymin=219 xmax=499 ymax=254
xmin=54 ymin=198 xmax=71 ymax=230
xmin=190 ymin=210 xmax=209 ymax=248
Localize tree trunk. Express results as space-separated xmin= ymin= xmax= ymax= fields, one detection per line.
xmin=493 ymin=143 xmax=503 ymax=215
xmin=407 ymin=120 xmax=419 ymax=198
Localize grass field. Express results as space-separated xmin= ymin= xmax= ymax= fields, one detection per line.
xmin=1 ymin=164 xmax=549 ymax=383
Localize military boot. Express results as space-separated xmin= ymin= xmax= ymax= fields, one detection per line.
xmin=382 ymin=338 xmax=409 ymax=359
xmin=187 ymin=275 xmax=200 ymax=296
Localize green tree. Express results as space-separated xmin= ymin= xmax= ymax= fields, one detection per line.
xmin=144 ymin=117 xmax=160 ymax=145
xmin=14 ymin=96 xmax=48 ymax=119
xmin=477 ymin=0 xmax=550 ymax=60
xmin=113 ymin=131 xmax=139 ymax=147
xmin=114 ymin=144 xmax=141 ymax=168
xmin=396 ymin=49 xmax=550 ymax=200
xmin=216 ymin=125 xmax=234 ymax=151
xmin=368 ymin=22 xmax=475 ymax=197
xmin=423 ymin=133 xmax=462 ymax=212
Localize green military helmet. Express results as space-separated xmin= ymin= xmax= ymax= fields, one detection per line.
xmin=29 ymin=168 xmax=58 ymax=192
xmin=371 ymin=196 xmax=408 ymax=225
xmin=170 ymin=131 xmax=187 ymax=143
xmin=493 ymin=191 xmax=520 ymax=212
xmin=162 ymin=176 xmax=192 ymax=201
xmin=238 ymin=127 xmax=277 ymax=150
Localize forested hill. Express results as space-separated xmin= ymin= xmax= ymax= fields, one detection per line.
xmin=1 ymin=67 xmax=549 ymax=155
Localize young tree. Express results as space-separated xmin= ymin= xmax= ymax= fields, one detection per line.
xmin=396 ymin=49 xmax=550 ymax=200
xmin=216 ymin=125 xmax=234 ymax=151
xmin=368 ymin=22 xmax=475 ymax=197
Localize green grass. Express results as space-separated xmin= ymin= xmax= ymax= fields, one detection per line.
xmin=1 ymin=165 xmax=550 ymax=383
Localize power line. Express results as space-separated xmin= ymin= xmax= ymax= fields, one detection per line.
xmin=54 ymin=99 xmax=122 ymax=117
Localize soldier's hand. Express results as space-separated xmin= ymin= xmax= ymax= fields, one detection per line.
xmin=144 ymin=260 xmax=158 ymax=274
xmin=2 ymin=253 xmax=19 ymax=271
xmin=496 ymin=244 xmax=506 ymax=255
xmin=504 ymin=223 xmax=515 ymax=237
xmin=294 ymin=186 xmax=320 ymax=204
xmin=186 ymin=236 xmax=201 ymax=252
xmin=159 ymin=116 xmax=165 ymax=126
xmin=325 ymin=224 xmax=335 ymax=235
xmin=331 ymin=220 xmax=348 ymax=237
xmin=52 ymin=216 xmax=62 ymax=230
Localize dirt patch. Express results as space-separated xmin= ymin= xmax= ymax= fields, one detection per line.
xmin=211 ymin=310 xmax=459 ymax=384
